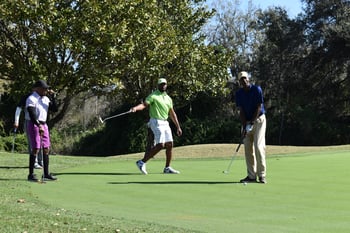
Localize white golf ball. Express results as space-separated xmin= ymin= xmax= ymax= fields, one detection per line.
xmin=243 ymin=182 xmax=247 ymax=186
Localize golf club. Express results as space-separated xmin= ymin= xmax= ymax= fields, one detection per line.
xmin=223 ymin=136 xmax=244 ymax=174
xmin=39 ymin=135 xmax=46 ymax=184
xmin=11 ymin=128 xmax=17 ymax=153
xmin=98 ymin=110 xmax=132 ymax=123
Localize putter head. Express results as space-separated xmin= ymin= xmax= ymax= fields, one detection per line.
xmin=38 ymin=178 xmax=46 ymax=184
xmin=98 ymin=116 xmax=104 ymax=123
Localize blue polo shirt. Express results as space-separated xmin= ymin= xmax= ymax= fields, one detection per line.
xmin=235 ymin=85 xmax=265 ymax=121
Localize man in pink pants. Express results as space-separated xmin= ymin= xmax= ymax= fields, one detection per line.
xmin=26 ymin=80 xmax=58 ymax=182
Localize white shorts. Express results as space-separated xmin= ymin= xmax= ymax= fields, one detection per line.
xmin=148 ymin=118 xmax=173 ymax=145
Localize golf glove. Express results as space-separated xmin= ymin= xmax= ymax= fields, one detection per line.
xmin=245 ymin=124 xmax=253 ymax=133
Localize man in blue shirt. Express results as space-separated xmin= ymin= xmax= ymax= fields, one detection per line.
xmin=235 ymin=71 xmax=267 ymax=184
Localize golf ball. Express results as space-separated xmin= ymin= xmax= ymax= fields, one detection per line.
xmin=243 ymin=182 xmax=247 ymax=186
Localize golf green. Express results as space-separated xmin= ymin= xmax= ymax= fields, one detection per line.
xmin=32 ymin=151 xmax=350 ymax=233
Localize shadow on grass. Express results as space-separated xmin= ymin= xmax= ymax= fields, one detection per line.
xmin=54 ymin=172 xmax=137 ymax=176
xmin=0 ymin=178 xmax=26 ymax=181
xmin=108 ymin=181 xmax=241 ymax=184
xmin=0 ymin=166 xmax=27 ymax=169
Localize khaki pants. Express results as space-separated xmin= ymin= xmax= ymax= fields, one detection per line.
xmin=243 ymin=114 xmax=266 ymax=179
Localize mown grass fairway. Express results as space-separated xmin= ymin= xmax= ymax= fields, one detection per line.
xmin=1 ymin=145 xmax=350 ymax=232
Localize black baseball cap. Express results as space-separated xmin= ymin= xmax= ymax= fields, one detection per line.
xmin=33 ymin=80 xmax=49 ymax=89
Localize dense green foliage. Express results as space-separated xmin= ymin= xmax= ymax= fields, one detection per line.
xmin=254 ymin=0 xmax=350 ymax=145
xmin=73 ymin=95 xmax=240 ymax=156
xmin=206 ymin=0 xmax=350 ymax=146
xmin=0 ymin=0 xmax=230 ymax=126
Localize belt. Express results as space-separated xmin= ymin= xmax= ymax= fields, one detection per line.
xmin=39 ymin=121 xmax=46 ymax=124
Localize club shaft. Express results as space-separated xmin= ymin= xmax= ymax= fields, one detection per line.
xmin=225 ymin=150 xmax=238 ymax=172
xmin=40 ymin=136 xmax=45 ymax=183
xmin=11 ymin=131 xmax=16 ymax=153
xmin=224 ymin=139 xmax=243 ymax=173
xmin=101 ymin=110 xmax=131 ymax=122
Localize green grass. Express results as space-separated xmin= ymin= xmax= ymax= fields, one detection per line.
xmin=1 ymin=145 xmax=350 ymax=232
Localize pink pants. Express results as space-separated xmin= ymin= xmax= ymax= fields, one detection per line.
xmin=26 ymin=121 xmax=51 ymax=149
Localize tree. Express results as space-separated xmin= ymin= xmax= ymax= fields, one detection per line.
xmin=254 ymin=0 xmax=350 ymax=145
xmin=0 ymin=0 xmax=231 ymax=129
xmin=0 ymin=0 xmax=126 ymax=126
xmin=302 ymin=0 xmax=350 ymax=117
xmin=204 ymin=0 xmax=350 ymax=145
xmin=203 ymin=0 xmax=264 ymax=77
xmin=253 ymin=7 xmax=307 ymax=144
xmin=117 ymin=0 xmax=232 ymax=106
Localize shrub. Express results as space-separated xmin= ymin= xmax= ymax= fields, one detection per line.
xmin=0 ymin=132 xmax=28 ymax=153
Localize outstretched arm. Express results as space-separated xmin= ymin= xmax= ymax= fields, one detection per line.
xmin=130 ymin=102 xmax=148 ymax=112
xmin=14 ymin=107 xmax=22 ymax=128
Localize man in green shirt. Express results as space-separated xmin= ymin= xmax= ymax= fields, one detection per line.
xmin=131 ymin=78 xmax=182 ymax=174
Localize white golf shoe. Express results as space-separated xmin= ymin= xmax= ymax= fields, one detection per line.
xmin=34 ymin=163 xmax=42 ymax=169
xmin=163 ymin=167 xmax=180 ymax=174
xmin=136 ymin=160 xmax=148 ymax=175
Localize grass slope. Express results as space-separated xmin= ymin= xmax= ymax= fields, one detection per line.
xmin=1 ymin=144 xmax=350 ymax=233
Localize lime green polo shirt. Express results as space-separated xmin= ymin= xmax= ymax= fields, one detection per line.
xmin=145 ymin=90 xmax=173 ymax=120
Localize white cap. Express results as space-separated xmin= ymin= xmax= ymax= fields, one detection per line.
xmin=238 ymin=71 xmax=249 ymax=80
xmin=158 ymin=78 xmax=167 ymax=84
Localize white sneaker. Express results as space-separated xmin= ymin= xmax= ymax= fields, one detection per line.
xmin=34 ymin=163 xmax=42 ymax=169
xmin=136 ymin=160 xmax=148 ymax=175
xmin=163 ymin=167 xmax=180 ymax=174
